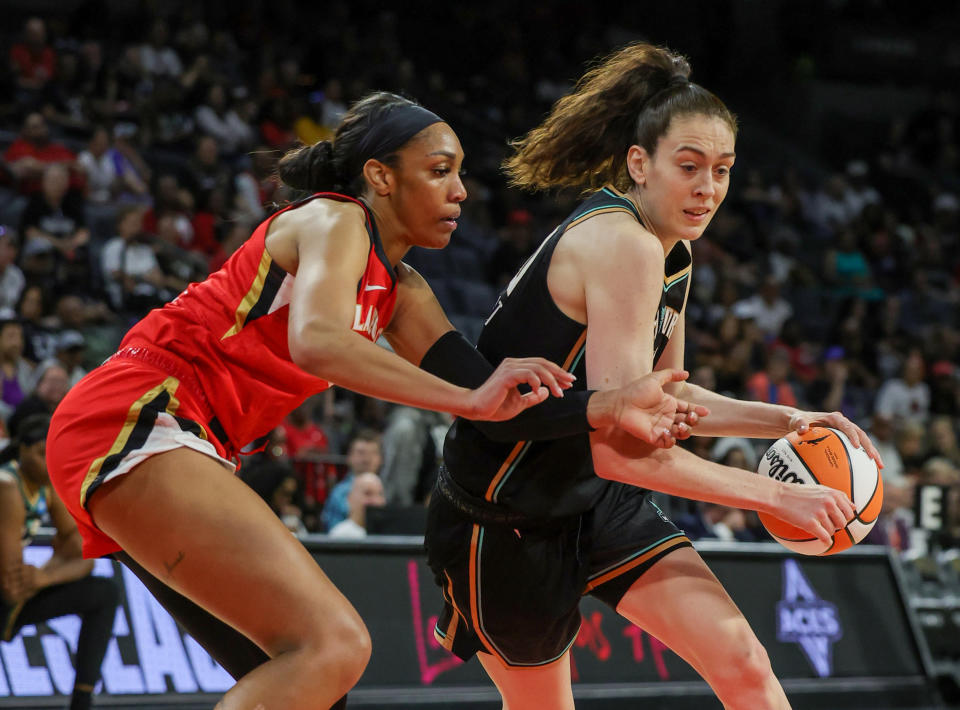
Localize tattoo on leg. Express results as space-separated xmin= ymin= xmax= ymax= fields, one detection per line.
xmin=163 ymin=550 xmax=185 ymax=577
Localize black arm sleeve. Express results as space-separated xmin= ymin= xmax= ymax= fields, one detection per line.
xmin=419 ymin=330 xmax=596 ymax=442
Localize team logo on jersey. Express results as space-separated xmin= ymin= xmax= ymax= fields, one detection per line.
xmin=776 ymin=558 xmax=842 ymax=677
xmin=657 ymin=306 xmax=680 ymax=341
xmin=353 ymin=304 xmax=384 ymax=340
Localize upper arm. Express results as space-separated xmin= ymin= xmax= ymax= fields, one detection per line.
xmin=47 ymin=488 xmax=82 ymax=557
xmin=382 ymin=263 xmax=454 ymax=364
xmin=279 ymin=202 xmax=370 ymax=355
xmin=582 ymin=226 xmax=665 ymax=389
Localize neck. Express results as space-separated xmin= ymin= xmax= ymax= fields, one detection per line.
xmin=364 ymin=196 xmax=411 ymax=267
xmin=627 ymin=186 xmax=682 ymax=255
xmin=17 ymin=463 xmax=42 ymax=498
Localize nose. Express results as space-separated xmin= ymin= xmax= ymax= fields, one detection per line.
xmin=451 ymin=173 xmax=467 ymax=203
xmin=694 ymin=172 xmax=716 ymax=199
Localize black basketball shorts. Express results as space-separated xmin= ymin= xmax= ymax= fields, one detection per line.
xmin=424 ymin=481 xmax=691 ymax=667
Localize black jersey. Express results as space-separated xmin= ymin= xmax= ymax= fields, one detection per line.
xmin=443 ymin=187 xmax=692 ymax=518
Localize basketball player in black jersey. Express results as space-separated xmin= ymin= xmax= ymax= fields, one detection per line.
xmin=424 ymin=44 xmax=883 ymax=710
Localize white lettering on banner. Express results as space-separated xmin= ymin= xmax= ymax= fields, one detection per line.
xmin=121 ymin=565 xmax=199 ymax=693
xmin=919 ymin=486 xmax=943 ymax=530
xmin=0 ymin=548 xmax=233 ymax=699
xmin=43 ymin=618 xmax=80 ymax=694
xmin=184 ymin=636 xmax=234 ymax=692
xmin=776 ymin=559 xmax=842 ymax=677
xmin=101 ymin=606 xmax=145 ymax=694
xmin=1 ymin=626 xmax=53 ymax=695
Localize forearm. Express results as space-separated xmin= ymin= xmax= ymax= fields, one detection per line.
xmin=419 ymin=330 xmax=596 ymax=441
xmin=591 ymin=429 xmax=782 ymax=514
xmin=675 ymin=382 xmax=796 ymax=438
xmin=40 ymin=556 xmax=94 ymax=588
xmin=294 ymin=326 xmax=475 ymax=417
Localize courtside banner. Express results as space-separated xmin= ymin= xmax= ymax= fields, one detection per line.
xmin=0 ymin=540 xmax=931 ymax=706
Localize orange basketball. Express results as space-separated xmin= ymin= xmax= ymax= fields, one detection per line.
xmin=756 ymin=426 xmax=883 ymax=555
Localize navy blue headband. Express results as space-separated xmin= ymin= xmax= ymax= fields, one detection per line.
xmin=357 ymin=103 xmax=444 ymax=164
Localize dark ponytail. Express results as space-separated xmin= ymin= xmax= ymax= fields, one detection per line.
xmin=504 ymin=43 xmax=737 ymax=193
xmin=277 ymin=91 xmax=443 ymax=197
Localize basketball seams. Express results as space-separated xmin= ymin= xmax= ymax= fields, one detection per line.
xmin=833 ymin=426 xmax=881 ymax=524
xmin=784 ymin=440 xmax=822 ymax=485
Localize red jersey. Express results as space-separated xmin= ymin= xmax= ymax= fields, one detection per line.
xmin=113 ymin=192 xmax=398 ymax=456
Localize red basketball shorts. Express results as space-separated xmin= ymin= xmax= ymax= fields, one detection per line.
xmin=47 ymin=356 xmax=235 ymax=559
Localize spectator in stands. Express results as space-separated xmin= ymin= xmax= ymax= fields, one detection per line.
xmin=0 ymin=227 xmax=24 ymax=311
xmin=876 ymin=349 xmax=931 ymax=426
xmin=0 ymin=414 xmax=119 ymax=710
xmin=241 ymin=459 xmax=309 ymax=536
xmin=42 ymin=330 xmax=87 ymax=388
xmin=929 ymin=359 xmax=960 ymax=417
xmin=138 ymin=20 xmax=183 ymax=79
xmin=18 ymin=164 xmax=90 ymax=288
xmin=0 ymin=315 xmax=33 ymax=424
xmin=15 ymin=284 xmax=55 ymax=362
xmin=194 ymin=84 xmax=254 ymax=157
xmin=745 ymin=347 xmax=798 ymax=408
xmin=281 ymin=395 xmax=336 ymax=516
xmin=380 ymin=406 xmax=449 ymax=506
xmin=100 ymin=204 xmax=167 ymax=314
xmin=9 ymin=18 xmax=56 ymax=100
xmin=183 ymin=135 xmax=233 ymax=205
xmin=8 ymin=361 xmax=69 ymax=438
xmin=3 ymin=112 xmax=77 ymax=195
xmin=321 ymin=430 xmax=383 ymax=532
xmin=328 ymin=473 xmax=386 ymax=539
xmin=928 ymin=415 xmax=960 ymax=469
xmin=868 ymin=413 xmax=907 ymax=488
xmin=486 ymin=208 xmax=536 ymax=289
xmin=77 ymin=125 xmax=148 ymax=208
xmin=731 ymin=275 xmax=794 ymax=340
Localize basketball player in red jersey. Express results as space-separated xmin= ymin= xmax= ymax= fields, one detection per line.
xmin=46 ymin=91 xmax=703 ymax=710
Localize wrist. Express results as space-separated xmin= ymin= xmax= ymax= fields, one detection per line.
xmin=586 ymin=389 xmax=616 ymax=429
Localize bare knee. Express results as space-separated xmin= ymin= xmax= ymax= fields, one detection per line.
xmin=304 ymin=607 xmax=371 ymax=688
xmin=707 ymin=628 xmax=774 ymax=694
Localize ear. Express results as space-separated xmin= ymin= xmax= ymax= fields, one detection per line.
xmin=626 ymin=145 xmax=650 ymax=187
xmin=362 ymin=158 xmax=394 ymax=196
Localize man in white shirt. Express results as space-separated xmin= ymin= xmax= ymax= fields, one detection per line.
xmin=328 ymin=473 xmax=386 ymax=539
xmin=875 ymin=350 xmax=931 ymax=426
xmin=0 ymin=228 xmax=25 ymax=311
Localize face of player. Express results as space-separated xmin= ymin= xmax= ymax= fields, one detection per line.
xmin=390 ymin=123 xmax=467 ymax=250
xmin=635 ymin=113 xmax=736 ymax=243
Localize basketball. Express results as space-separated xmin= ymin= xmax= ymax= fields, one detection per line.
xmin=756 ymin=426 xmax=883 ymax=555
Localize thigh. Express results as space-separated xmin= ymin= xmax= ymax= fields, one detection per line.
xmin=478 ymin=649 xmax=575 ymax=710
xmin=614 ymin=545 xmax=758 ymax=676
xmin=87 ymin=447 xmax=362 ymax=656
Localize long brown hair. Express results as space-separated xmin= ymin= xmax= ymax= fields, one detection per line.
xmin=504 ymin=43 xmax=737 ymax=193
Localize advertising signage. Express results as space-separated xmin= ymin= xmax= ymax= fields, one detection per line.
xmin=0 ymin=540 xmax=932 ymax=708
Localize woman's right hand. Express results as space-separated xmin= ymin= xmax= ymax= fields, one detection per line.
xmin=769 ymin=483 xmax=857 ymax=546
xmin=461 ymin=357 xmax=576 ymax=421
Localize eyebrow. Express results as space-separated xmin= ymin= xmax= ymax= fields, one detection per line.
xmin=428 ymin=150 xmax=458 ymax=159
xmin=675 ymin=145 xmax=736 ymax=159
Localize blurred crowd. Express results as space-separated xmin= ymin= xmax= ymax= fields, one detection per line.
xmin=0 ymin=3 xmax=958 ymax=559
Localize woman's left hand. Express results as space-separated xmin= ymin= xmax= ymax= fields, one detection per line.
xmin=788 ymin=410 xmax=884 ymax=469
